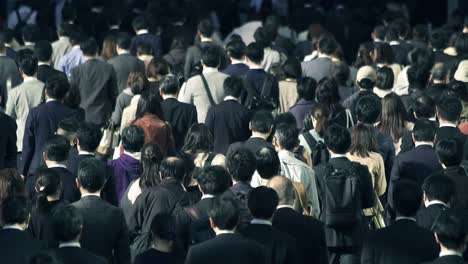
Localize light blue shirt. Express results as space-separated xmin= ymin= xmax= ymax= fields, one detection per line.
xmin=57 ymin=46 xmax=84 ymax=78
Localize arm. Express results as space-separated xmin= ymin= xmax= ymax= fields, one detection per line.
xmin=114 ymin=210 xmax=131 ymax=264
xmin=305 ymin=168 xmax=321 ymax=217
xmin=108 ymin=68 xmax=118 ymax=110
xmin=177 ymin=82 xmax=191 ymax=104
xmin=204 ymin=107 xmax=215 ymax=135
xmin=358 ymin=165 xmax=375 ymax=209
xmin=5 ymin=90 xmax=16 ymax=119
xmin=111 ymin=94 xmax=125 ymax=126
xmin=5 ymin=120 xmax=17 ymax=168
xmin=21 ymin=111 xmax=35 ymax=176
xmin=376 ymin=155 xmax=387 ymax=197
xmin=360 ymin=236 xmax=374 ymax=264
xmin=184 ymin=48 xmax=193 ymax=80
xmin=387 ymin=156 xmax=400 ymax=209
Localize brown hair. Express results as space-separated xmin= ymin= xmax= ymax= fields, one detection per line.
xmin=0 ymin=169 xmax=24 ymax=205
xmin=127 ymin=71 xmax=149 ymax=95
xmin=147 ymin=58 xmax=169 ymax=80
xmin=378 ymin=93 xmax=409 ymax=142
xmin=311 ymin=104 xmax=330 ymax=136
xmin=349 ymin=123 xmax=379 ymax=157
xmin=101 ymin=35 xmax=117 ymax=61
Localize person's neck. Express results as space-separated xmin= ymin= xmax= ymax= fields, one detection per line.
xmin=47 ymin=194 xmax=60 ymax=202
xmin=251 ymin=132 xmax=269 ymax=140
xmin=318 ymin=53 xmax=333 ymax=59
xmin=46 ymin=161 xmax=67 ymax=168
xmin=4 ymin=223 xmax=27 ymax=230
xmin=230 ymin=58 xmax=245 ymax=64
xmin=83 ymin=55 xmax=96 ymax=62
xmin=439 ymin=120 xmax=457 ymax=127
xmin=80 ymin=190 xmax=101 ymax=197
xmin=152 ymin=240 xmax=172 ymax=253
xmin=248 ymin=63 xmax=263 ymax=70
xmin=162 ymin=94 xmax=177 ymax=100
xmin=22 ymin=74 xmax=36 ymax=80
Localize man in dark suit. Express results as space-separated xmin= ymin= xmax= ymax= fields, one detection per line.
xmin=226 ymin=110 xmax=274 ymax=158
xmin=108 ymin=33 xmax=145 ymax=93
xmin=362 ymin=180 xmax=440 ymax=264
xmin=130 ymin=16 xmax=162 ymax=57
xmin=34 ymin=40 xmax=66 ymax=85
xmin=0 ymin=39 xmax=22 ymax=109
xmin=417 ymin=174 xmax=454 ymax=230
xmin=185 ymin=192 xmax=267 ymax=264
xmin=72 ymin=158 xmax=131 ymax=264
xmin=301 ymin=36 xmax=336 ymax=82
xmin=268 ymin=176 xmax=328 ymax=264
xmin=205 ymin=77 xmax=251 ymax=154
xmin=239 ymin=186 xmax=298 ymax=264
xmin=52 ymin=205 xmax=107 ymax=264
xmin=22 ymin=75 xmax=84 ymax=177
xmin=160 ymin=76 xmax=197 ymax=151
xmin=388 ymin=120 xmax=443 ymax=209
xmin=223 ymin=39 xmax=249 ymax=77
xmin=70 ymin=38 xmax=117 ymax=127
xmin=0 ymin=196 xmax=44 ymax=264
xmin=0 ymin=97 xmax=17 ymax=169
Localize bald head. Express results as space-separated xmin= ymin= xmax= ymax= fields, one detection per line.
xmin=266 ymin=176 xmax=295 ymax=205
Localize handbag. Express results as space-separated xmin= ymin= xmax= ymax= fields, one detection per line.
xmin=367 ymin=190 xmax=386 ymax=229
xmin=97 ymin=121 xmax=120 ymax=156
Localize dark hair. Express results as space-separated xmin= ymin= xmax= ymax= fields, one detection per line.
xmin=34 ymin=40 xmax=53 ymax=62
xmin=121 ymin=125 xmax=145 ymax=153
xmin=422 ymin=174 xmax=454 ymax=204
xmin=431 ymin=30 xmax=449 ymax=50
xmin=437 ymin=96 xmax=462 ymax=122
xmin=101 ymin=34 xmax=117 ymax=61
xmin=412 ymin=119 xmax=436 ymax=142
xmin=45 ymin=75 xmax=69 ymax=101
xmin=316 ymin=78 xmax=340 ymax=105
xmin=77 ymin=158 xmax=106 ymax=193
xmin=136 ymin=89 xmax=164 ymax=119
xmin=245 ymin=42 xmax=264 ymax=65
xmin=373 ymin=43 xmax=395 ymax=64
xmin=80 ymin=38 xmax=98 ymax=56
xmin=17 ymin=50 xmax=38 ymax=76
xmin=385 ymin=26 xmax=399 ymax=42
xmin=455 ymin=33 xmax=468 ymax=57
xmin=412 ymin=24 xmax=429 ymax=43
xmin=2 ymin=196 xmax=30 ymax=225
xmin=52 ymin=205 xmax=82 ymax=242
xmin=182 ymin=124 xmax=214 ymax=153
xmin=331 ymin=62 xmax=350 ymax=85
xmin=159 ymin=76 xmax=179 ymax=95
xmin=139 ymin=143 xmax=164 ymax=190
xmin=58 ymin=118 xmax=78 ymax=145
xmin=44 ymin=135 xmax=70 ymax=162
xmin=208 ymin=192 xmax=239 ymax=230
xmin=318 ymin=36 xmax=337 ymax=55
xmin=256 ymin=147 xmax=280 ymax=180
xmin=324 ymin=124 xmax=351 ymax=154
xmin=447 ymin=81 xmax=468 ymax=103
xmin=35 ymin=169 xmax=62 ymax=213
xmin=150 ymin=213 xmax=176 ymax=242
xmin=136 ymin=43 xmax=152 ymax=56
xmin=115 ymin=32 xmax=131 ymax=50
xmin=160 ymin=157 xmax=186 ymax=183
xmin=373 ymin=25 xmax=386 ymax=40
xmin=297 ymin=77 xmax=317 ymax=101
xmin=201 ymin=45 xmax=221 ymax=68
xmin=127 ymin=72 xmax=148 ymax=95
xmin=354 ymin=43 xmax=374 ymax=68
xmin=378 ymin=93 xmax=408 ymax=142
xmin=77 ymin=122 xmax=101 ymax=152
xmin=248 ymin=186 xmax=279 ymax=219
xmin=436 ymin=139 xmax=462 ymax=167
xmin=433 ymin=212 xmax=466 ymax=250
xmin=408 ymin=48 xmax=435 ymax=69
xmin=393 ymin=180 xmax=422 ymax=217
xmin=57 ymin=22 xmax=74 ymax=37
xmin=413 ymin=95 xmax=435 ymax=119
xmin=250 ymin=111 xmax=273 ymax=134
xmin=310 ymin=104 xmax=330 ymax=136
xmin=349 ymin=123 xmax=379 ymax=157
xmin=197 ymin=166 xmax=231 ymax=195
xmin=132 ymin=15 xmax=147 ymax=31
xmin=355 ymin=94 xmax=381 ymax=124
xmin=253 ymin=27 xmax=272 ymax=48
xmin=282 ymin=58 xmax=302 ymax=79
xmin=147 ymin=58 xmax=169 ymax=79
xmin=68 ymin=31 xmax=82 ymax=46
xmin=0 ymin=169 xmax=24 ymax=206
xmin=22 ymin=25 xmax=40 ymax=42
xmin=275 ymin=124 xmax=299 ymax=151
xmin=226 ymin=148 xmax=256 ymax=183
xmin=226 ymin=40 xmax=246 ymax=60
xmin=407 ymin=66 xmax=430 ymax=91
xmin=223 ymin=77 xmax=243 ymax=98
xmin=198 ymin=19 xmax=214 ymax=37
xmin=375 ymin=66 xmax=394 ymax=90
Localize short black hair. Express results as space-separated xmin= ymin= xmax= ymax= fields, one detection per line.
xmin=77 ymin=158 xmax=106 ymax=193
xmin=431 ymin=64 xmax=447 ymax=81
xmin=201 ymin=45 xmax=221 ymax=68
xmin=245 ymin=42 xmax=264 ymax=65
xmin=226 ymin=40 xmax=245 ymax=60
xmin=197 ymin=19 xmax=214 ymax=37
xmin=282 ymin=58 xmax=302 ymax=79
xmin=159 ymin=157 xmax=186 ymax=183
xmin=77 ymin=122 xmax=102 ymax=152
xmin=132 ymin=15 xmax=147 ymax=31
xmin=223 ymin=76 xmax=243 ymax=98
xmin=250 ymin=111 xmax=273 ymax=133
xmin=436 ymin=139 xmax=463 ymax=167
xmin=115 ymin=32 xmax=131 ymax=50
xmin=392 ymin=180 xmax=422 ymax=217
xmin=226 ymin=148 xmax=256 ymax=183
xmin=318 ymin=36 xmax=337 ymax=55
xmin=407 ymin=66 xmax=430 ymax=90
xmin=412 ymin=119 xmax=436 ymax=142
xmin=208 ymin=191 xmax=239 ymax=230
xmin=275 ymin=124 xmax=299 ymax=151
xmin=433 ymin=212 xmax=466 ymax=250
xmin=331 ymin=62 xmax=350 ymax=85
xmin=274 ymin=113 xmax=297 ymax=129
xmin=256 ymin=147 xmax=280 ymax=180
xmin=45 ymin=75 xmax=70 ymax=100
xmin=413 ymin=24 xmax=429 ymax=43
xmin=121 ymin=125 xmax=145 ymax=153
xmin=431 ymin=30 xmax=449 ymax=50
xmin=17 ymin=50 xmax=38 ymax=76
xmin=374 ymin=25 xmax=386 ymax=40
xmin=197 ymin=166 xmax=231 ymax=195
xmin=182 ymin=124 xmax=214 ymax=153
xmin=150 ymin=213 xmax=176 ymax=241
xmin=159 ymin=75 xmax=179 ymax=95
xmin=136 ymin=43 xmax=152 ymax=56
xmin=22 ymin=25 xmax=40 ymax=42
xmin=52 ymin=205 xmax=82 ymax=242
xmin=413 ymin=95 xmax=435 ymax=119
xmin=375 ymin=66 xmax=394 ymax=90
xmin=253 ymin=27 xmax=272 ymax=48
xmin=422 ymin=174 xmax=454 ymax=204
xmin=1 ymin=196 xmax=30 ymax=225
xmin=248 ymin=186 xmax=279 ymax=219
xmin=297 ymin=77 xmax=317 ymax=101
xmin=324 ymin=124 xmax=351 ymax=154
xmin=316 ymin=78 xmax=340 ymax=105
xmin=57 ymin=117 xmax=78 ymax=143
xmin=44 ymin=135 xmax=70 ymax=162
xmin=34 ymin=40 xmax=53 ymax=62
xmin=437 ymin=96 xmax=462 ymax=122
xmin=355 ymin=94 xmax=382 ymax=124
xmin=57 ymin=22 xmax=73 ymax=37
xmin=80 ymin=38 xmax=99 ymax=56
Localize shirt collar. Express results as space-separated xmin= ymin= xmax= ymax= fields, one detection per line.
xmin=217 ymin=230 xmax=235 ymax=235
xmin=249 ymin=64 xmax=263 ymax=70
xmin=46 ymin=98 xmax=56 ymax=103
xmin=59 ymin=36 xmax=69 ymax=41
xmin=123 ymin=151 xmax=141 ymax=161
xmin=48 ymin=164 xmax=67 ymax=169
xmin=415 ymin=142 xmax=433 ymax=148
xmin=137 ymin=29 xmax=149 ymax=35
xmin=230 ymin=59 xmax=245 ymax=65
xmin=78 ymin=150 xmax=94 ymax=156
xmin=200 ymin=37 xmax=213 ymax=43
xmin=202 ymin=67 xmax=218 ymax=74
xmin=251 ymin=219 xmax=272 ymax=226
xmin=59 ymin=242 xmax=81 ymax=248
xmin=224 ymin=96 xmax=238 ymax=102
xmin=23 ymin=76 xmax=37 ymax=82
xmin=277 ymin=204 xmax=295 ymax=210
xmin=427 ymin=200 xmax=448 ymax=207
xmin=3 ymin=225 xmax=24 ymax=231
xmin=24 ymin=42 xmax=34 ymax=46
xmin=162 ymin=94 xmax=177 ymax=100
xmin=395 ymin=216 xmax=416 ymax=222
xmin=440 ymin=250 xmax=463 ymax=257
xmin=81 ymin=193 xmax=100 ymax=198
xmin=439 ymin=123 xmax=457 ymax=128
xmin=389 ymin=41 xmax=400 ymax=45
xmin=330 ymin=153 xmax=347 ymax=159
xmin=38 ymin=62 xmax=49 ymax=66
xmin=201 ymin=194 xmax=215 ymax=200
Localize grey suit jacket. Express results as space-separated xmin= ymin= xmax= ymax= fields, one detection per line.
xmin=301 ymin=57 xmax=334 ymax=82
xmin=52 ymin=37 xmax=72 ymax=69
xmin=0 ymin=56 xmax=22 ymax=106
xmin=178 ymin=69 xmax=228 ymax=123
xmin=71 ymin=59 xmax=118 ymax=126
xmin=107 ymin=53 xmax=145 ymax=93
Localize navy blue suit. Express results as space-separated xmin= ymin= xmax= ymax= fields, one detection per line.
xmin=222 ymin=63 xmax=249 ymax=77
xmin=0 ymin=112 xmax=17 ymax=169
xmin=130 ymin=33 xmax=162 ymax=57
xmin=240 ymin=69 xmax=279 ymax=109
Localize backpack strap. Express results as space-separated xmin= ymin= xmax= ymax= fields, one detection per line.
xmin=15 ymin=8 xmax=34 ymax=27
xmin=345 ymin=109 xmax=355 ymax=128
xmin=200 ymin=74 xmax=215 ymax=106
xmin=204 ymin=152 xmax=217 ymax=168
xmin=302 ymin=131 xmax=316 ymax=150
xmin=185 ymin=206 xmax=201 ymax=221
xmin=260 ymin=74 xmax=274 ymax=97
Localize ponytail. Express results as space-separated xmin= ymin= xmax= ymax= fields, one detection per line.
xmin=35 ymin=169 xmax=62 ymax=212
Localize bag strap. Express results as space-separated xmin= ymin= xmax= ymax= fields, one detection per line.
xmin=345 ymin=109 xmax=354 ymax=128
xmin=15 ymin=8 xmax=34 ymax=26
xmin=200 ymin=74 xmax=216 ymax=106
xmin=302 ymin=132 xmax=316 ymax=150
xmin=260 ymin=74 xmax=274 ymax=97
xmin=185 ymin=206 xmax=201 ymax=221
xmin=310 ymin=130 xmax=323 ymax=142
xmin=204 ymin=152 xmax=217 ymax=168
xmin=292 ymin=182 xmax=311 ymax=216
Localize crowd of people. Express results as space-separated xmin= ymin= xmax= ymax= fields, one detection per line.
xmin=0 ymin=0 xmax=468 ymax=264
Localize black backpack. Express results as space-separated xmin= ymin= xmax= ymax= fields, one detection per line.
xmin=241 ymin=74 xmax=277 ymax=112
xmin=302 ymin=130 xmax=329 ymax=167
xmin=321 ymin=164 xmax=362 ymax=228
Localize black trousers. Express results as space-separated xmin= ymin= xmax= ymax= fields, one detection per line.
xmin=328 ymin=247 xmax=361 ymax=264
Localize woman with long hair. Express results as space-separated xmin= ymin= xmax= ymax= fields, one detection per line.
xmin=315 ymin=78 xmax=354 ymax=128
xmin=146 ymin=58 xmax=170 ymax=91
xmin=182 ymin=124 xmax=225 ymax=168
xmin=101 ymin=34 xmax=118 ymax=61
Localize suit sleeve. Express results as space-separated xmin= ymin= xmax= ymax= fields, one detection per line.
xmin=387 ymin=156 xmax=401 ymax=209
xmin=358 ymin=165 xmax=375 ymax=209
xmin=5 ymin=90 xmax=16 ymax=119
xmin=204 ymin=107 xmax=214 ymax=134
xmin=305 ymin=168 xmax=321 ymax=217
xmin=189 ymin=106 xmax=198 ymax=127
xmin=111 ymin=95 xmax=125 ymax=126
xmin=184 ymin=48 xmax=194 ymax=80
xmin=21 ymin=110 xmax=35 ymax=176
xmin=108 ymin=68 xmax=118 ymax=110
xmin=360 ymin=235 xmax=374 ymax=264
xmin=114 ymin=210 xmax=131 ymax=264
xmin=5 ymin=120 xmax=17 ymax=168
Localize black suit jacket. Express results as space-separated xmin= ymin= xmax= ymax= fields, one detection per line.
xmin=0 ymin=55 xmax=22 ymax=108
xmin=222 ymin=63 xmax=250 ymax=77
xmin=205 ymin=100 xmax=251 ymax=154
xmin=26 ymin=167 xmax=80 ymax=203
xmin=0 ymin=112 xmax=17 ymax=169
xmin=239 ymin=223 xmax=298 ymax=264
xmin=443 ymin=166 xmax=468 ymax=211
xmin=0 ymin=229 xmax=45 ymax=264
xmin=53 ymin=246 xmax=108 ymax=264
xmin=185 ymin=233 xmax=267 ymax=264
xmin=107 ymin=53 xmax=145 ymax=93
xmin=226 ymin=137 xmax=274 ymax=158
xmin=362 ymin=219 xmax=439 ymax=264
xmin=435 ymin=126 xmax=468 ymax=159
xmin=161 ymin=98 xmax=197 ymax=151
xmin=272 ymin=207 xmax=328 ymax=264
xmin=388 ymin=145 xmax=443 ymax=207
xmin=72 ymin=196 xmax=130 ymax=264
xmin=36 ymin=64 xmax=67 ymax=84
xmin=416 ymin=203 xmax=448 ymax=230
xmin=424 ymin=255 xmax=465 ymax=264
